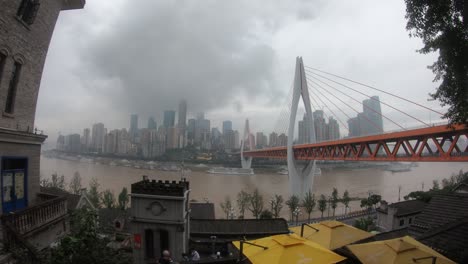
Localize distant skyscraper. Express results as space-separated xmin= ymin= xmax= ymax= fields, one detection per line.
xmin=82 ymin=128 xmax=90 ymax=151
xmin=362 ymin=96 xmax=383 ymax=135
xmin=222 ymin=121 xmax=232 ymax=135
xmin=187 ymin=118 xmax=196 ymax=145
xmin=347 ymin=95 xmax=383 ymax=137
xmin=269 ymin=132 xmax=279 ymax=147
xmin=278 ymin=133 xmax=288 ymax=146
xmin=298 ymin=114 xmax=312 ymax=144
xmin=163 ymin=111 xmax=176 ymax=128
xmin=328 ymin=117 xmax=340 ymax=140
xmin=313 ymin=110 xmax=326 ymax=142
xmin=256 ymin=132 xmax=267 ymax=148
xmin=130 ymin=114 xmax=138 ymax=141
xmin=148 ymin=117 xmax=157 ymax=129
xmin=91 ymin=123 xmax=106 ymax=152
xmin=178 ymin=100 xmax=187 ymax=148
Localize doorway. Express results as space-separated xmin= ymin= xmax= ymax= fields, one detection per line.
xmin=1 ymin=157 xmax=28 ymax=213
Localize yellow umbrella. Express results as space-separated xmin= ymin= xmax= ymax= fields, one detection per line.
xmin=290 ymin=220 xmax=375 ymax=250
xmin=233 ymin=233 xmax=346 ymax=264
xmin=346 ymin=236 xmax=456 ymax=264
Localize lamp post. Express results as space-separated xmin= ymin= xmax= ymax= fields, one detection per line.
xmin=293 ymin=207 xmax=301 ymax=225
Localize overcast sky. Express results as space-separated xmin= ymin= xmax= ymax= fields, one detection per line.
xmin=36 ymin=0 xmax=444 ymax=146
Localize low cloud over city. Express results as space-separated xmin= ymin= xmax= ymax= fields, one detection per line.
xmin=37 ymin=0 xmax=441 ymax=142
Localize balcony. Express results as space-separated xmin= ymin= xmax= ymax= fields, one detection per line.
xmin=2 ymin=195 xmax=67 ymax=236
xmin=1 ymin=194 xmax=69 ymax=263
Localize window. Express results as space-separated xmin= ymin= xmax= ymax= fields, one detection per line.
xmin=409 ymin=217 xmax=412 ymax=224
xmin=17 ymin=0 xmax=40 ymax=25
xmin=399 ymin=219 xmax=405 ymax=226
xmin=5 ymin=62 xmax=22 ymax=114
xmin=0 ymin=52 xmax=6 ymax=86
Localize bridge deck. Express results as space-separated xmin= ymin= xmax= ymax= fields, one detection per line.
xmin=243 ymin=124 xmax=468 ymax=162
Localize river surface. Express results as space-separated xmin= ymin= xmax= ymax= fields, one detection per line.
xmin=40 ymin=157 xmax=468 ymax=220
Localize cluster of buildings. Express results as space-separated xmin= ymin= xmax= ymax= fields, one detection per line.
xmin=347 ymin=96 xmax=384 ymax=137
xmin=56 ymin=108 xmax=345 ymax=158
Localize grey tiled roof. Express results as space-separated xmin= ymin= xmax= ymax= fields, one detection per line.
xmin=377 ymin=200 xmax=427 ymax=217
xmin=418 ymin=219 xmax=468 ymax=263
xmin=190 ymin=203 xmax=215 ymax=219
xmin=409 ymin=193 xmax=468 ymax=237
xmin=190 ymin=219 xmax=289 ymax=240
xmin=40 ymin=186 xmax=80 ymax=209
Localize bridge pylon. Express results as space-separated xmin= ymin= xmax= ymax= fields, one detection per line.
xmin=240 ymin=119 xmax=253 ymax=169
xmin=288 ymin=57 xmax=317 ymax=198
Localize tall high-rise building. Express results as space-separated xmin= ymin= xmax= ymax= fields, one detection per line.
xmin=178 ymin=100 xmax=187 ymax=148
xmin=91 ymin=123 xmax=106 ymax=152
xmin=298 ymin=114 xmax=312 ymax=144
xmin=328 ymin=117 xmax=340 ymax=140
xmin=269 ymin=132 xmax=279 ymax=147
xmin=82 ymin=128 xmax=91 ymax=151
xmin=148 ymin=117 xmax=157 ymax=129
xmin=222 ymin=121 xmax=232 ymax=135
xmin=313 ymin=110 xmax=326 ymax=142
xmin=278 ymin=133 xmax=288 ymax=146
xmin=130 ymin=114 xmax=138 ymax=141
xmin=163 ymin=111 xmax=176 ymax=128
xmin=187 ymin=118 xmax=196 ymax=145
xmin=362 ymin=96 xmax=383 ymax=135
xmin=347 ymin=96 xmax=383 ymax=137
xmin=256 ymin=132 xmax=267 ymax=148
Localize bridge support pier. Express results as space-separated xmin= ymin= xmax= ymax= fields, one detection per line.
xmin=287 ymin=57 xmax=317 ymax=198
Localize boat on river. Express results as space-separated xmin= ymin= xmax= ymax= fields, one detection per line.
xmin=207 ymin=167 xmax=254 ymax=175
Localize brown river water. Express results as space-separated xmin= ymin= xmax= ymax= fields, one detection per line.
xmin=40 ymin=157 xmax=468 ymax=220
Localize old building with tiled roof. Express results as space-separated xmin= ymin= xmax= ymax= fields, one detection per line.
xmin=376 ymin=199 xmax=427 ymax=231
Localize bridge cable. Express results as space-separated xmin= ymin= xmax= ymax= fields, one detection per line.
xmin=307 ymin=76 xmax=406 ymax=130
xmin=307 ymin=77 xmax=393 ymax=132
xmin=304 ymin=66 xmax=444 ymax=116
xmin=305 ymin=69 xmax=431 ymax=127
xmin=308 ymin=87 xmax=350 ymax=131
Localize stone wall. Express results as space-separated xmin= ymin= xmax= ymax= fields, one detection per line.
xmin=0 ymin=0 xmax=62 ymax=131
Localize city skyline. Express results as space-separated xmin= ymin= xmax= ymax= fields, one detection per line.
xmin=37 ymin=1 xmax=446 ymax=148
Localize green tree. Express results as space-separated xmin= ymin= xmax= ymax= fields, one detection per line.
xmin=331 ymin=188 xmax=339 ymax=217
xmin=118 ymin=187 xmax=129 ymax=210
xmin=432 ymin=180 xmax=440 ymax=190
xmin=88 ymin=178 xmax=101 ymax=209
xmin=270 ymin=194 xmax=284 ymax=218
xmin=342 ymin=190 xmax=351 ymax=215
xmin=405 ymin=0 xmax=468 ymax=124
xmin=47 ymin=173 xmax=65 ymax=189
xmin=49 ymin=209 xmax=131 ymax=264
xmin=220 ymin=196 xmax=233 ymax=219
xmin=236 ymin=190 xmax=250 ymax=219
xmin=354 ymin=217 xmax=375 ymax=232
xmin=248 ymin=189 xmax=264 ymax=219
xmin=368 ymin=194 xmax=382 ymax=210
xmin=360 ymin=198 xmax=370 ymax=210
xmin=285 ymin=195 xmax=300 ymax=222
xmin=69 ymin=171 xmax=82 ymax=195
xmin=101 ymin=190 xmax=115 ymax=209
xmin=318 ymin=194 xmax=327 ymax=219
xmin=301 ymin=190 xmax=316 ymax=223
xmin=259 ymin=209 xmax=273 ymax=219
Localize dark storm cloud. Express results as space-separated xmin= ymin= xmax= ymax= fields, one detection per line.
xmin=82 ymin=1 xmax=319 ymax=116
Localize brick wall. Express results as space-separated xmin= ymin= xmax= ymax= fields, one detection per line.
xmin=0 ymin=0 xmax=62 ymax=132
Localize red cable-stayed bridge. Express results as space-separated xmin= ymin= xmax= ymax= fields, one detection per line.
xmin=243 ymin=123 xmax=468 ymax=162
xmin=240 ymin=57 xmax=468 ymax=164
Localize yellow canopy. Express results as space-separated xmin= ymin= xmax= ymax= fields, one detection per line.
xmin=232 ymin=233 xmax=346 ymax=264
xmin=347 ymin=236 xmax=456 ymax=264
xmin=289 ymin=220 xmax=375 ymax=250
